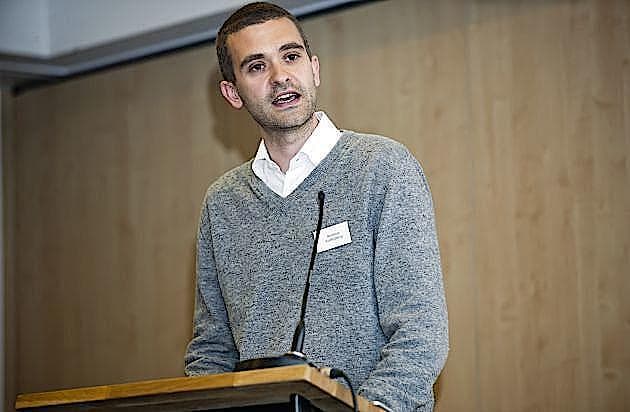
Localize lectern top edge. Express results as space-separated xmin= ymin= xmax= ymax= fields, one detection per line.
xmin=16 ymin=365 xmax=380 ymax=411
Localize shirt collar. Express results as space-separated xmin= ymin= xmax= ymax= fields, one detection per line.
xmin=253 ymin=111 xmax=341 ymax=168
xmin=299 ymin=111 xmax=341 ymax=165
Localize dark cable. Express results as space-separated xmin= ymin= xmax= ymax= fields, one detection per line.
xmin=329 ymin=368 xmax=358 ymax=412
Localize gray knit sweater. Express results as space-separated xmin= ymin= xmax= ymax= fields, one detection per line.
xmin=185 ymin=131 xmax=449 ymax=411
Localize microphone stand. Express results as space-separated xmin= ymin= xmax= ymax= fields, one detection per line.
xmin=233 ymin=192 xmax=325 ymax=412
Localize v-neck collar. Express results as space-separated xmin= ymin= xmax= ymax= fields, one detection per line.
xmin=247 ymin=131 xmax=354 ymax=210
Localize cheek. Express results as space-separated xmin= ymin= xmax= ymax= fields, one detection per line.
xmin=252 ymin=80 xmax=271 ymax=97
xmin=239 ymin=81 xmax=267 ymax=101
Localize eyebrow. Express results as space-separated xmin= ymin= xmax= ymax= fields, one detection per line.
xmin=239 ymin=53 xmax=265 ymax=71
xmin=279 ymin=42 xmax=305 ymax=53
xmin=239 ymin=42 xmax=306 ymax=70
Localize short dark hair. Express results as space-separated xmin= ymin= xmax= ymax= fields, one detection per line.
xmin=216 ymin=2 xmax=312 ymax=84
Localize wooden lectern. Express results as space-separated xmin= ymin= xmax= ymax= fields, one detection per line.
xmin=15 ymin=365 xmax=382 ymax=411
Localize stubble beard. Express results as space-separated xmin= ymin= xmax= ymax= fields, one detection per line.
xmin=240 ymin=83 xmax=318 ymax=139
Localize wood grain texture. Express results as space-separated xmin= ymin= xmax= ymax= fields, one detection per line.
xmin=4 ymin=1 xmax=630 ymax=411
xmin=16 ymin=365 xmax=379 ymax=411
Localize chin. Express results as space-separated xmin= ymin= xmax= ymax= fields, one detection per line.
xmin=269 ymin=111 xmax=314 ymax=130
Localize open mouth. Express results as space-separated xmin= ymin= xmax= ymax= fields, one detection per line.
xmin=272 ymin=92 xmax=301 ymax=107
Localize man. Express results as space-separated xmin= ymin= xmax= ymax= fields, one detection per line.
xmin=184 ymin=2 xmax=449 ymax=411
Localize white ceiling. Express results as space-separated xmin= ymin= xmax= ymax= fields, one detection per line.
xmin=0 ymin=0 xmax=253 ymax=57
xmin=0 ymin=0 xmax=368 ymax=92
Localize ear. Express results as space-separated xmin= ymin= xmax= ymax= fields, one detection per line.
xmin=311 ymin=55 xmax=320 ymax=87
xmin=220 ymin=80 xmax=244 ymax=109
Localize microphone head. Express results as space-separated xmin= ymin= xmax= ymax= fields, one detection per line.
xmin=318 ymin=191 xmax=325 ymax=204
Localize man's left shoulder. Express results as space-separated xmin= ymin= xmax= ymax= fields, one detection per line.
xmin=342 ymin=130 xmax=416 ymax=165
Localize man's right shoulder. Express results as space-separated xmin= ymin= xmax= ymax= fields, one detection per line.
xmin=204 ymin=161 xmax=253 ymax=201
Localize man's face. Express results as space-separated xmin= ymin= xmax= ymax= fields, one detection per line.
xmin=220 ymin=18 xmax=320 ymax=132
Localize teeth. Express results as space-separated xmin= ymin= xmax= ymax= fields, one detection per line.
xmin=274 ymin=93 xmax=298 ymax=104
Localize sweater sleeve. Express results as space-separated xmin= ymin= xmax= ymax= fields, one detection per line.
xmin=184 ymin=199 xmax=239 ymax=375
xmin=358 ymin=148 xmax=449 ymax=411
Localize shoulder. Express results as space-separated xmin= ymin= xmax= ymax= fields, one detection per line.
xmin=342 ymin=130 xmax=408 ymax=155
xmin=339 ymin=131 xmax=431 ymax=196
xmin=340 ymin=130 xmax=419 ymax=171
xmin=203 ymin=161 xmax=254 ymax=205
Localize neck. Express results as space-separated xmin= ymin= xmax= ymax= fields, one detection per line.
xmin=261 ymin=114 xmax=319 ymax=173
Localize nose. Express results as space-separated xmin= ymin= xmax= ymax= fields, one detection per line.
xmin=269 ymin=62 xmax=290 ymax=85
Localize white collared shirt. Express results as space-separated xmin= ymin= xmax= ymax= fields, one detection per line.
xmin=252 ymin=111 xmax=341 ymax=197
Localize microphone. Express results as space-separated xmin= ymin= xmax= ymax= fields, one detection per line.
xmin=290 ymin=191 xmax=325 ymax=354
xmin=233 ymin=192 xmax=358 ymax=412
xmin=233 ymin=191 xmax=325 ymax=372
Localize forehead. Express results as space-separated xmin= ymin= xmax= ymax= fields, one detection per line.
xmin=226 ymin=17 xmax=304 ymax=62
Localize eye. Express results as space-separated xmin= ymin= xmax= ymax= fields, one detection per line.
xmin=284 ymin=52 xmax=301 ymax=63
xmin=248 ymin=62 xmax=266 ymax=73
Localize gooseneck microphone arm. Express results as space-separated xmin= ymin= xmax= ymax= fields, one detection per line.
xmin=233 ymin=191 xmax=325 ymax=372
xmin=233 ymin=191 xmax=359 ymax=412
xmin=290 ymin=191 xmax=325 ymax=354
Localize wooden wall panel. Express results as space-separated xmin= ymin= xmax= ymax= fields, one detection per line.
xmin=4 ymin=1 xmax=629 ymax=411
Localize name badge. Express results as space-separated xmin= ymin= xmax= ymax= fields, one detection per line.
xmin=313 ymin=221 xmax=352 ymax=253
